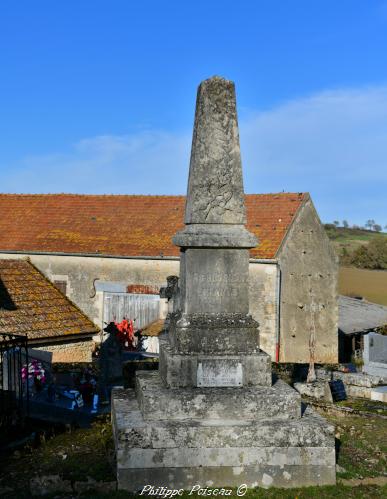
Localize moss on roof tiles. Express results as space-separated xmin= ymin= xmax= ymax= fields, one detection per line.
xmin=0 ymin=259 xmax=99 ymax=341
xmin=0 ymin=193 xmax=306 ymax=259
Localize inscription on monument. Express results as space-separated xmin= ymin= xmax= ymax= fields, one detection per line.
xmin=192 ymin=271 xmax=241 ymax=300
xmin=197 ymin=359 xmax=243 ymax=387
xmin=185 ymin=248 xmax=250 ymax=314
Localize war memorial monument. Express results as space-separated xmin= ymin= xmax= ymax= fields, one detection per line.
xmin=112 ymin=76 xmax=336 ymax=491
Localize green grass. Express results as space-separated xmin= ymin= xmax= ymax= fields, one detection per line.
xmin=0 ymin=415 xmax=115 ymax=497
xmin=324 ymin=226 xmax=387 ymax=241
xmin=1 ymin=410 xmax=386 ymax=498
xmin=329 ymin=415 xmax=387 ymax=480
xmin=335 ymin=398 xmax=387 ymax=415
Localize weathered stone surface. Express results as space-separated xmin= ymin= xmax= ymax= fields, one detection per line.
xmin=136 ymin=372 xmax=300 ymax=421
xmin=118 ymin=446 xmax=335 ymax=469
xmin=344 ymin=384 xmax=371 ymax=399
xmin=276 ymin=197 xmax=338 ymax=364
xmin=371 ymin=386 xmax=387 ymax=402
xmin=332 ymin=371 xmax=381 ymax=388
xmin=315 ymin=368 xmax=333 ymax=381
xmin=173 ymin=223 xmax=257 ymax=248
xmin=168 ymin=312 xmax=260 ymax=354
xmin=159 ymin=337 xmax=271 ymax=388
xmin=183 ymin=77 xmax=246 ymax=226
xmin=363 ymin=362 xmax=387 ymax=381
xmin=112 ymin=389 xmax=336 ymax=491
xmin=112 ymin=388 xmax=334 ymax=449
xmin=182 ymin=248 xmax=250 ymax=315
xmin=294 ymin=381 xmax=333 ymax=402
xmin=117 ymin=464 xmax=336 ymax=491
xmin=197 ymin=358 xmax=243 ymax=387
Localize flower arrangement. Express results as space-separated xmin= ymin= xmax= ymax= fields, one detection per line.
xmin=21 ymin=359 xmax=46 ymax=388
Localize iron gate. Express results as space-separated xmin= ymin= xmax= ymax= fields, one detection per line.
xmin=0 ymin=333 xmax=29 ymax=428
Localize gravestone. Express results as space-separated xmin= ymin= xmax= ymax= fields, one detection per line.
xmin=112 ymin=76 xmax=336 ymax=490
xmin=363 ymin=332 xmax=387 ymax=380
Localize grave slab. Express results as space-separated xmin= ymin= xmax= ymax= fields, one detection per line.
xmin=370 ymin=386 xmax=387 ymax=402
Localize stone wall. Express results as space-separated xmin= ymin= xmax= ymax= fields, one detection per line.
xmin=249 ymin=262 xmax=278 ymax=359
xmin=36 ymin=339 xmax=95 ymax=363
xmin=277 ymin=197 xmax=338 ymax=363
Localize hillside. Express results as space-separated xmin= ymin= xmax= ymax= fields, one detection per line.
xmin=324 ymin=225 xmax=387 ymax=255
xmin=324 ymin=226 xmax=387 ymax=306
xmin=325 ymin=226 xmax=387 ymax=268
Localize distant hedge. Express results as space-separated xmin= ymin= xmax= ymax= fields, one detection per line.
xmin=341 ymin=236 xmax=387 ymax=270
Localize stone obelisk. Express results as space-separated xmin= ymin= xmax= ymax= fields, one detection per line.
xmin=167 ymin=77 xmax=271 ymax=380
xmin=112 ymin=76 xmax=336 ymax=491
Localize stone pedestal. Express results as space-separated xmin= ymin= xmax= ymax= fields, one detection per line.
xmin=112 ymin=76 xmax=335 ymax=491
xmin=112 ymin=380 xmax=335 ymax=490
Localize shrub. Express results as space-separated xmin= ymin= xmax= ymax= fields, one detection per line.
xmin=349 ymin=236 xmax=387 ymax=270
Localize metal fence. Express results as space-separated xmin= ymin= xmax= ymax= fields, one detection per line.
xmin=0 ymin=333 xmax=29 ymax=428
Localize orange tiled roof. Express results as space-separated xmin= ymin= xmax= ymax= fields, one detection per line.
xmin=0 ymin=259 xmax=99 ymax=340
xmin=0 ymin=193 xmax=306 ymax=259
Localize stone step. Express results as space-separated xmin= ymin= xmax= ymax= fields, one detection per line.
xmin=159 ymin=337 xmax=272 ymax=388
xmin=118 ymin=464 xmax=335 ymax=492
xmin=118 ymin=445 xmax=335 ymax=470
xmin=135 ymin=371 xmax=301 ymax=421
xmin=113 ymin=388 xmax=334 ymax=449
xmin=112 ymin=388 xmax=336 ymax=491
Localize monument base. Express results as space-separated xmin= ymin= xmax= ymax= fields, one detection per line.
xmin=112 ymin=386 xmax=336 ymax=492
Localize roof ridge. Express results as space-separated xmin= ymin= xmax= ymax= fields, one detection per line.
xmin=0 ymin=192 xmax=306 ymax=198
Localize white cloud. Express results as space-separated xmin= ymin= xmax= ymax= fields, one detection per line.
xmin=240 ymin=85 xmax=387 ymax=224
xmin=3 ymin=131 xmax=191 ymax=195
xmin=2 ymin=84 xmax=387 ymax=225
xmin=241 ymin=86 xmax=387 ymax=181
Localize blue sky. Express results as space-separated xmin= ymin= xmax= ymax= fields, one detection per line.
xmin=1 ymin=1 xmax=387 ymax=227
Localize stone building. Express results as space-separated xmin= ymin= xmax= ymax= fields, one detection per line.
xmin=0 ymin=192 xmax=338 ymax=363
xmin=0 ymin=259 xmax=98 ymax=362
xmin=338 ymin=295 xmax=387 ymax=363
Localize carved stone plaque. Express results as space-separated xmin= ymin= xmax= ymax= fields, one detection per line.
xmin=197 ymin=359 xmax=243 ymax=387
xmin=184 ymin=248 xmax=249 ymax=315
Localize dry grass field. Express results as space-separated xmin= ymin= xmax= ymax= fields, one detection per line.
xmin=339 ymin=267 xmax=387 ymax=306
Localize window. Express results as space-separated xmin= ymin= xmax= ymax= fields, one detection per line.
xmin=54 ymin=280 xmax=67 ymax=295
